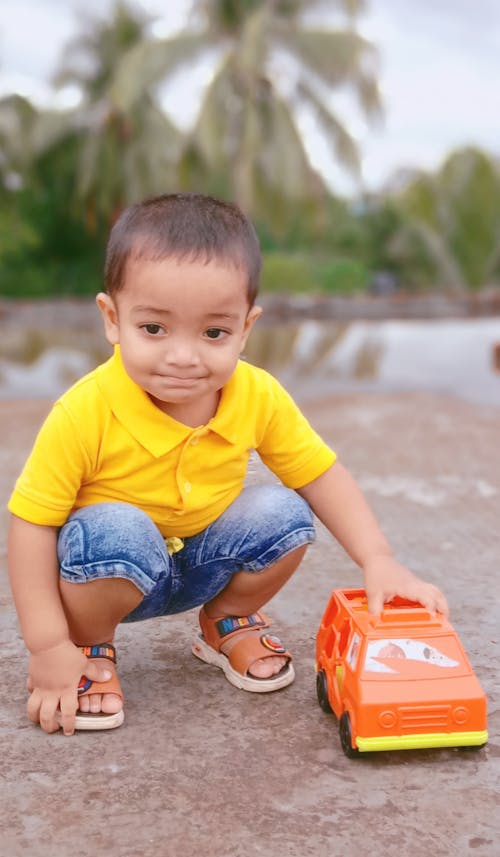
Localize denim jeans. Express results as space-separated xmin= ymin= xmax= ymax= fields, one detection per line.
xmin=57 ymin=485 xmax=315 ymax=621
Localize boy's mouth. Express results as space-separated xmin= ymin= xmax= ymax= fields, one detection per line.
xmin=156 ymin=374 xmax=203 ymax=385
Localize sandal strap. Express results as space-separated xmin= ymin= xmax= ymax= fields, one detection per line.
xmin=80 ymin=643 xmax=117 ymax=663
xmin=78 ymin=643 xmax=117 ymax=696
xmin=215 ymin=613 xmax=268 ymax=639
xmin=199 ymin=608 xmax=269 ymax=652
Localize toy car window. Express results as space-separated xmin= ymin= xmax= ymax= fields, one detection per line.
xmin=361 ymin=635 xmax=468 ymax=679
xmin=338 ymin=619 xmax=351 ymax=657
xmin=346 ymin=632 xmax=361 ymax=671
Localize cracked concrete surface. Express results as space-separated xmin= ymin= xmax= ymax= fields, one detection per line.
xmin=0 ymin=392 xmax=498 ymax=857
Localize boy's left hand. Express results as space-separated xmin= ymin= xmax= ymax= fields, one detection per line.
xmin=363 ymin=555 xmax=449 ymax=617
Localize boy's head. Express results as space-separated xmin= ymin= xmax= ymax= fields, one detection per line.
xmin=97 ymin=193 xmax=263 ymax=421
xmin=104 ymin=192 xmax=262 ymax=306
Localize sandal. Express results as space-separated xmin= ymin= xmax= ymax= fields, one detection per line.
xmin=59 ymin=643 xmax=125 ymax=731
xmin=192 ymin=607 xmax=295 ymax=692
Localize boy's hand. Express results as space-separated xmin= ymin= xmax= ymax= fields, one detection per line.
xmin=26 ymin=640 xmax=112 ymax=736
xmin=363 ymin=555 xmax=449 ymax=617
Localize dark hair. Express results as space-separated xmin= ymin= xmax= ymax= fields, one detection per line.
xmin=104 ymin=192 xmax=262 ymax=305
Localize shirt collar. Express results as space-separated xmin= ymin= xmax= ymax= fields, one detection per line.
xmin=95 ymin=347 xmax=241 ymax=456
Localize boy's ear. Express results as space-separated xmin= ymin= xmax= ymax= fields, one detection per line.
xmin=96 ymin=292 xmax=120 ymax=346
xmin=240 ymin=304 xmax=262 ymax=351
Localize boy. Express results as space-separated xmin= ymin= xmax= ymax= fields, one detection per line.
xmin=7 ymin=192 xmax=448 ymax=736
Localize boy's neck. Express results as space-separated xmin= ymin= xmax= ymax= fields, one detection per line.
xmin=149 ymin=390 xmax=221 ymax=428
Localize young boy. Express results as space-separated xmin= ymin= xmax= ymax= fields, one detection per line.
xmin=7 ymin=192 xmax=448 ymax=737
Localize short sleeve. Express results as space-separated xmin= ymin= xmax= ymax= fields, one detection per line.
xmin=8 ymin=402 xmax=93 ymax=526
xmin=256 ymin=380 xmax=336 ymax=488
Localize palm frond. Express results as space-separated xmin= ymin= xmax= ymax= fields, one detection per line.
xmin=391 ymin=219 xmax=468 ymax=292
xmin=255 ymin=94 xmax=320 ymax=198
xmin=297 ymin=80 xmax=360 ymax=177
xmin=284 ymin=28 xmax=379 ymax=96
xmin=109 ymin=33 xmax=213 ymax=111
xmin=188 ymin=52 xmax=236 ymax=165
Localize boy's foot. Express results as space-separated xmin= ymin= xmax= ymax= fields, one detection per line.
xmin=74 ymin=643 xmax=124 ymax=730
xmin=192 ymin=608 xmax=295 ymax=692
xmin=219 ymin=630 xmax=288 ymax=678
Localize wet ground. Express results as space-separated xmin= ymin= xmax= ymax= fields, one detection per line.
xmin=0 ymin=389 xmax=498 ymax=857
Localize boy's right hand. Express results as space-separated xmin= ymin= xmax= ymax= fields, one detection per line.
xmin=26 ymin=640 xmax=112 ymax=735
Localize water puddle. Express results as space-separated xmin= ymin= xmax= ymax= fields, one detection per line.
xmin=1 ymin=317 xmax=499 ymax=407
xmin=246 ymin=317 xmax=500 ymax=406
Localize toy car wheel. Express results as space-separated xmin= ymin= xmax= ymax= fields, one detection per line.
xmin=316 ymin=669 xmax=332 ymax=713
xmin=339 ymin=712 xmax=359 ymax=758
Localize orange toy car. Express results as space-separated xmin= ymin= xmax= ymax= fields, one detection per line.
xmin=316 ymin=588 xmax=488 ymax=757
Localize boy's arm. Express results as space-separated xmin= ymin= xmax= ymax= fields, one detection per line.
xmin=8 ymin=515 xmax=111 ymax=735
xmin=297 ymin=462 xmax=449 ymax=616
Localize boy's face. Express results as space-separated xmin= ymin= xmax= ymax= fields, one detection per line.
xmin=97 ymin=257 xmax=261 ymax=422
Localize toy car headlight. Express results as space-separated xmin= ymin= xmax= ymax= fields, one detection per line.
xmin=452 ymin=706 xmax=469 ymax=725
xmin=378 ymin=710 xmax=397 ymax=728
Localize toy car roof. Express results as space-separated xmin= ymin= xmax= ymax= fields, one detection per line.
xmin=328 ymin=588 xmax=454 ymax=639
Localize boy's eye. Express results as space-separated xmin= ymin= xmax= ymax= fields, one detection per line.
xmin=205 ymin=328 xmax=227 ymax=340
xmin=142 ymin=323 xmax=164 ymax=335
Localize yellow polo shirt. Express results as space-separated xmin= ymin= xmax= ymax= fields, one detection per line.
xmin=8 ymin=348 xmax=336 ymax=537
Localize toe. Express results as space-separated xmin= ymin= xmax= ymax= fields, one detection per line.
xmin=249 ymin=655 xmax=287 ymax=678
xmin=89 ymin=694 xmax=102 ymax=713
xmin=78 ymin=692 xmax=122 ymax=714
xmin=78 ymin=695 xmax=91 ymax=713
xmin=77 ymin=655 xmax=123 ymax=715
xmin=101 ymin=693 xmax=123 ymax=714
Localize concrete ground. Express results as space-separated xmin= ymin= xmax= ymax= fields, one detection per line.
xmin=0 ymin=392 xmax=498 ymax=857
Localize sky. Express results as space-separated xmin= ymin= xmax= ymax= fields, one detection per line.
xmin=0 ymin=0 xmax=499 ymax=195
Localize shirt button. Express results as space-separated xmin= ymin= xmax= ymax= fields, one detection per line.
xmin=190 ymin=437 xmax=199 ymax=446
xmin=184 ymin=481 xmax=192 ymax=493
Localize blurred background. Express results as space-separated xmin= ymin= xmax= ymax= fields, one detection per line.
xmin=1 ymin=0 xmax=499 ymax=404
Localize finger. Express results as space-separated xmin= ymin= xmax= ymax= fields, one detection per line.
xmin=39 ymin=695 xmax=61 ymax=734
xmin=409 ymin=587 xmax=449 ymax=617
xmin=59 ymin=691 xmax=78 ymax=736
xmin=434 ymin=591 xmax=450 ymax=618
xmin=415 ymin=584 xmax=440 ymax=613
xmin=439 ymin=598 xmax=450 ymax=618
xmin=367 ymin=592 xmax=385 ymax=616
xmin=27 ymin=689 xmax=42 ymax=724
xmin=83 ymin=661 xmax=113 ymax=683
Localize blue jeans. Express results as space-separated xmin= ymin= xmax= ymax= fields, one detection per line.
xmin=57 ymin=485 xmax=315 ymax=622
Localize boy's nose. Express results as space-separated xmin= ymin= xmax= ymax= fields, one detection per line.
xmin=163 ymin=337 xmax=199 ymax=367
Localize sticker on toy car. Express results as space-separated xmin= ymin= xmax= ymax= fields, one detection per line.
xmin=364 ymin=638 xmax=461 ymax=674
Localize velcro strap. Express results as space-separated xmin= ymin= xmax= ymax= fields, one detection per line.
xmin=80 ymin=643 xmax=116 ymax=663
xmin=215 ymin=612 xmax=267 ymax=639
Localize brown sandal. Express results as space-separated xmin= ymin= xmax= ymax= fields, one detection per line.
xmin=61 ymin=643 xmax=125 ymax=731
xmin=192 ymin=608 xmax=294 ymax=692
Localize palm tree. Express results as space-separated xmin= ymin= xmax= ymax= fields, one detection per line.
xmin=112 ymin=0 xmax=381 ymax=220
xmin=0 ymin=94 xmax=37 ymax=189
xmin=392 ymin=148 xmax=500 ymax=290
xmin=51 ymin=1 xmax=182 ymax=230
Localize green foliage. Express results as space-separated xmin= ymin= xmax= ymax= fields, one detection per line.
xmin=0 ymin=137 xmax=105 ymax=297
xmin=395 ymin=148 xmax=500 ymax=290
xmin=1 ymin=0 xmax=499 ymax=297
xmin=0 ymin=206 xmax=40 ymax=258
xmin=260 ymin=252 xmax=368 ymax=295
xmin=0 ymin=256 xmax=102 ymax=298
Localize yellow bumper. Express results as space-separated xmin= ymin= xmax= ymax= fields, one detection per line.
xmin=356 ymin=730 xmax=488 ymax=752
